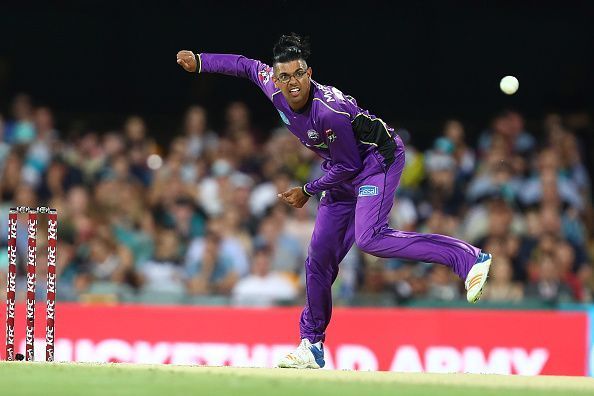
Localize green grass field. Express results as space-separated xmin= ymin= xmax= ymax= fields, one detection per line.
xmin=1 ymin=362 xmax=594 ymax=396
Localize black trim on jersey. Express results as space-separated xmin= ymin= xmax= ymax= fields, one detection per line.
xmin=352 ymin=115 xmax=396 ymax=168
xmin=302 ymin=185 xmax=313 ymax=197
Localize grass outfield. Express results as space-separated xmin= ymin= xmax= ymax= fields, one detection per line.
xmin=1 ymin=362 xmax=594 ymax=396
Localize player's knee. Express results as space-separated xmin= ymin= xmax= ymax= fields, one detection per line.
xmin=307 ymin=243 xmax=336 ymax=274
xmin=355 ymin=229 xmax=376 ymax=253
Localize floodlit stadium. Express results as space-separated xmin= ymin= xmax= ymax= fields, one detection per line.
xmin=1 ymin=1 xmax=594 ymax=395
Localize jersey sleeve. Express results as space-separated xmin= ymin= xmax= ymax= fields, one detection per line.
xmin=304 ymin=111 xmax=362 ymax=195
xmin=197 ymin=53 xmax=277 ymax=100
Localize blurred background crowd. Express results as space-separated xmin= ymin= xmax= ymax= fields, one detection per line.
xmin=0 ymin=93 xmax=592 ymax=307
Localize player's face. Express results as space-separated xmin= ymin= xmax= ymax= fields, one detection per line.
xmin=273 ymin=59 xmax=312 ymax=110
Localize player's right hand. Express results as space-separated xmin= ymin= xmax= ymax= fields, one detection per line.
xmin=177 ymin=50 xmax=197 ymax=72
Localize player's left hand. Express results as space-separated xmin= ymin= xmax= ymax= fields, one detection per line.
xmin=278 ymin=187 xmax=309 ymax=208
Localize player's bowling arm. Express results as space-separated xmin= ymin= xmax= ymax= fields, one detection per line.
xmin=304 ymin=114 xmax=362 ymax=195
xmin=187 ymin=53 xmax=276 ymax=99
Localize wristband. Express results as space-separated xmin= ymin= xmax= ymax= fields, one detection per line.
xmin=302 ymin=185 xmax=313 ymax=197
xmin=195 ymin=53 xmax=202 ymax=73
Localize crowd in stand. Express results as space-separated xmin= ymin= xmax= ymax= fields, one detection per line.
xmin=0 ymin=93 xmax=592 ymax=306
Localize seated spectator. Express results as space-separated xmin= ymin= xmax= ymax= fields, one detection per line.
xmin=389 ymin=195 xmax=418 ymax=232
xmin=253 ymin=216 xmax=303 ymax=276
xmin=185 ymin=231 xmax=238 ymax=295
xmin=183 ymin=106 xmax=219 ymax=159
xmin=139 ymin=229 xmax=185 ymax=294
xmin=396 ymin=129 xmax=425 ymax=194
xmin=74 ymin=232 xmax=136 ymax=293
xmin=5 ymin=93 xmax=35 ymax=144
xmin=426 ymin=265 xmax=461 ymax=301
xmin=221 ymin=207 xmax=254 ymax=266
xmin=524 ymin=254 xmax=574 ymax=303
xmin=442 ymin=120 xmax=475 ymax=180
xmin=186 ymin=216 xmax=250 ymax=277
xmin=480 ymin=256 xmax=523 ymax=302
xmin=555 ymin=130 xmax=590 ymax=195
xmin=163 ymin=196 xmax=206 ymax=241
xmin=384 ymin=260 xmax=429 ymax=303
xmin=0 ymin=151 xmax=23 ymax=202
xmin=199 ymin=158 xmax=251 ymax=216
xmin=360 ymin=255 xmax=388 ymax=294
xmin=22 ymin=107 xmax=59 ymax=187
xmin=466 ymin=160 xmax=522 ymax=204
xmin=478 ymin=111 xmax=535 ymax=157
xmin=249 ymin=169 xmax=292 ymax=217
xmin=0 ymin=115 xmax=10 ymax=169
xmin=231 ymin=246 xmax=297 ymax=307
xmin=554 ymin=241 xmax=590 ymax=302
xmin=284 ymin=202 xmax=316 ymax=253
xmin=419 ymin=145 xmax=465 ymax=217
xmin=519 ymin=149 xmax=583 ymax=211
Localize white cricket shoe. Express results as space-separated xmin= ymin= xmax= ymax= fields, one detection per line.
xmin=277 ymin=339 xmax=325 ymax=369
xmin=465 ymin=252 xmax=492 ymax=303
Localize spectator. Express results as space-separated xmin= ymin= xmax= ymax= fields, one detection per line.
xmin=519 ymin=148 xmax=583 ymax=211
xmin=478 ymin=111 xmax=535 ymax=157
xmin=139 ymin=229 xmax=186 ymax=294
xmin=480 ymin=256 xmax=523 ymax=302
xmin=224 ymin=101 xmax=260 ymax=140
xmin=254 ymin=216 xmax=303 ymax=276
xmin=0 ymin=115 xmax=10 ymax=169
xmin=249 ymin=169 xmax=292 ymax=217
xmin=426 ymin=265 xmax=461 ymax=301
xmin=231 ymin=246 xmax=297 ymax=306
xmin=5 ymin=94 xmax=35 ymax=144
xmin=75 ymin=231 xmax=136 ymax=294
xmin=183 ymin=106 xmax=219 ymax=159
xmin=442 ymin=120 xmax=475 ymax=180
xmin=419 ymin=144 xmax=465 ymax=218
xmin=22 ymin=107 xmax=59 ymax=187
xmin=186 ymin=216 xmax=250 ymax=277
xmin=186 ymin=231 xmax=238 ymax=295
xmin=397 ymin=129 xmax=425 ymax=194
xmin=524 ymin=254 xmax=574 ymax=303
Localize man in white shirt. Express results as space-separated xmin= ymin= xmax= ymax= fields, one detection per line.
xmin=232 ymin=246 xmax=297 ymax=307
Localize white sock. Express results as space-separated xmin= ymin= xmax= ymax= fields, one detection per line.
xmin=313 ymin=341 xmax=323 ymax=349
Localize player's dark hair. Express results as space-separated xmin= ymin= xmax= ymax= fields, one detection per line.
xmin=273 ymin=33 xmax=310 ymax=64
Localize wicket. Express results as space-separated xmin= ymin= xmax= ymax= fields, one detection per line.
xmin=5 ymin=206 xmax=58 ymax=362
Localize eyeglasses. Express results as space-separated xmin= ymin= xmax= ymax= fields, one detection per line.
xmin=276 ymin=69 xmax=308 ymax=84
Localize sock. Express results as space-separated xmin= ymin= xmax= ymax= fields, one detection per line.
xmin=313 ymin=341 xmax=323 ymax=350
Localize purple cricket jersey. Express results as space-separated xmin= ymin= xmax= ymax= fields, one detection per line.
xmin=198 ymin=53 xmax=397 ymax=195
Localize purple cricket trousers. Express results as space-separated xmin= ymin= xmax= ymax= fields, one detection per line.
xmin=300 ymin=136 xmax=480 ymax=343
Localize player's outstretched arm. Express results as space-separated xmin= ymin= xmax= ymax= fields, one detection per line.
xmin=177 ymin=50 xmax=197 ymax=72
xmin=176 ymin=50 xmax=276 ymax=99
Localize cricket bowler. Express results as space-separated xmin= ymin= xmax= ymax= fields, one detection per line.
xmin=177 ymin=33 xmax=492 ymax=369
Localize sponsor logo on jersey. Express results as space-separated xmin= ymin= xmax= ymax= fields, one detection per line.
xmin=319 ymin=84 xmax=345 ymax=103
xmin=325 ymin=129 xmax=336 ymax=143
xmin=307 ymin=129 xmax=319 ymax=141
xmin=358 ymin=185 xmax=379 ymax=197
xmin=278 ymin=110 xmax=290 ymax=125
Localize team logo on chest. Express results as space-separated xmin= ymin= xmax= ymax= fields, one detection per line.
xmin=325 ymin=129 xmax=336 ymax=143
xmin=307 ymin=129 xmax=320 ymax=141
